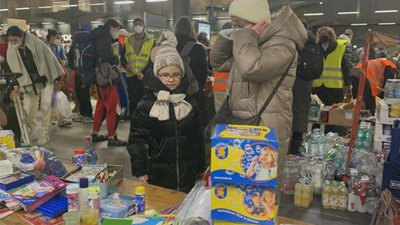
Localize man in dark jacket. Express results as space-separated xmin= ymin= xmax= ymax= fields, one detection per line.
xmin=91 ymin=19 xmax=126 ymax=147
xmin=174 ymin=16 xmax=209 ymax=126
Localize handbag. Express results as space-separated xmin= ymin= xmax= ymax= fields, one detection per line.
xmin=204 ymin=54 xmax=296 ymax=138
xmin=95 ymin=60 xmax=120 ymax=86
xmin=370 ymin=189 xmax=400 ymax=225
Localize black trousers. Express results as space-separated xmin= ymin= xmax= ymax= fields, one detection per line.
xmin=126 ymin=76 xmax=145 ymax=115
xmin=290 ymin=131 xmax=303 ymax=155
xmin=75 ymin=75 xmax=92 ymax=118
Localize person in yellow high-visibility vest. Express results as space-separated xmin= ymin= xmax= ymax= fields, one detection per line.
xmin=312 ymin=26 xmax=352 ymax=106
xmin=121 ymin=18 xmax=155 ymax=115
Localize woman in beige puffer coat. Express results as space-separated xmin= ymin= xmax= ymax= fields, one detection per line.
xmin=211 ymin=5 xmax=307 ymax=201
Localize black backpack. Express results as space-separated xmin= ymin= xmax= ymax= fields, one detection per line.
xmin=296 ymin=36 xmax=324 ymax=81
xmin=69 ymin=31 xmax=97 ymax=85
xmin=180 ymin=42 xmax=199 ymax=95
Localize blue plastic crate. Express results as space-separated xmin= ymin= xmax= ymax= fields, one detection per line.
xmin=36 ymin=195 xmax=68 ymax=218
xmin=0 ymin=172 xmax=34 ymax=191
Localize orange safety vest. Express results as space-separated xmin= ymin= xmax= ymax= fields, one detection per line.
xmin=213 ymin=72 xmax=229 ymax=92
xmin=354 ymin=59 xmax=398 ymax=96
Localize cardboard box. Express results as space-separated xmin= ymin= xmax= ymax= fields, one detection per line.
xmin=100 ymin=193 xmax=135 ymax=220
xmin=374 ymin=122 xmax=392 ymax=142
xmin=328 ymin=108 xmax=354 ymax=127
xmin=211 ymin=184 xmax=277 ymax=225
xmin=211 ymin=124 xmax=279 ymax=186
xmin=0 ymin=130 xmax=15 ymax=149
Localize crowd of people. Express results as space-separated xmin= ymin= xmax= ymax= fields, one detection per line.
xmin=0 ymin=0 xmax=399 ymax=199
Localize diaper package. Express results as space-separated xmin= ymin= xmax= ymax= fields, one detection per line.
xmin=211 ymin=183 xmax=277 ymax=225
xmin=211 ymin=124 xmax=279 ymax=186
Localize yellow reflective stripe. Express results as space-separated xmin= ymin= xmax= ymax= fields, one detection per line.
xmin=321 ymin=76 xmax=343 ymax=80
xmin=214 ymin=78 xmax=228 ymax=84
xmin=324 ymin=67 xmax=342 ymax=72
xmin=125 ymin=37 xmax=155 ymax=77
xmin=313 ymin=44 xmax=346 ymax=88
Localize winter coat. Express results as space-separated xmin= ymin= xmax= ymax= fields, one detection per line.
xmin=7 ymin=32 xmax=64 ymax=88
xmin=210 ymin=6 xmax=307 ymax=199
xmin=127 ymin=75 xmax=205 ymax=193
xmin=292 ymin=31 xmax=316 ymax=133
xmin=92 ymin=26 xmax=119 ymax=66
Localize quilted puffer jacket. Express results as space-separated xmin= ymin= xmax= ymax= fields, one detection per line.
xmin=127 ymin=75 xmax=205 ymax=193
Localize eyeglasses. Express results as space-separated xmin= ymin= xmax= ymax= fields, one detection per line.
xmin=158 ymin=73 xmax=182 ymax=80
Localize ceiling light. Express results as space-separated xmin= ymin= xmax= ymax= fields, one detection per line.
xmin=89 ymin=3 xmax=106 ymax=6
xmin=91 ymin=21 xmax=102 ymax=23
xmin=127 ymin=20 xmax=134 ymax=22
xmin=351 ymin=23 xmax=367 ymax=26
xmin=145 ymin=0 xmax=167 ymax=2
xmin=304 ymin=13 xmax=324 ymax=16
xmin=42 ymin=22 xmax=52 ymax=25
xmin=16 ymin=7 xmax=30 ymax=10
xmin=374 ymin=10 xmax=398 ymax=13
xmin=1 ymin=24 xmax=7 ymax=26
xmin=338 ymin=11 xmax=359 ymax=15
xmin=114 ymin=1 xmax=135 ymax=4
xmin=38 ymin=6 xmax=52 ymax=9
xmin=57 ymin=22 xmax=66 ymax=24
xmin=193 ymin=16 xmax=207 ymax=21
xmin=379 ymin=22 xmax=396 ymax=25
xmin=61 ymin=5 xmax=78 ymax=7
xmin=319 ymin=1 xmax=323 ymax=4
xmin=0 ymin=9 xmax=9 ymax=12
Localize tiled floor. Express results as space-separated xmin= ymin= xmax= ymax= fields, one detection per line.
xmin=41 ymin=109 xmax=372 ymax=225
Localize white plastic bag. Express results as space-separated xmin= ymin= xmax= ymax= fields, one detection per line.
xmin=174 ymin=181 xmax=211 ymax=225
xmin=56 ymin=91 xmax=72 ymax=119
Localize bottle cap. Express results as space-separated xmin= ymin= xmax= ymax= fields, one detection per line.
xmin=135 ymin=186 xmax=146 ymax=194
xmin=75 ymin=149 xmax=85 ymax=154
xmin=66 ymin=184 xmax=79 ymax=194
xmin=88 ymin=186 xmax=101 ymax=198
xmin=79 ymin=177 xmax=89 ymax=188
xmin=85 ymin=136 xmax=91 ymax=141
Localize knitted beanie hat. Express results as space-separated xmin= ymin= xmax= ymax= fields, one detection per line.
xmin=153 ymin=30 xmax=185 ymax=76
xmin=229 ymin=0 xmax=271 ymax=24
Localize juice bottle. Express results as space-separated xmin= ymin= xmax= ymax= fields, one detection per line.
xmin=338 ymin=182 xmax=348 ymax=211
xmin=322 ymin=180 xmax=331 ymax=209
xmin=330 ymin=181 xmax=339 ymax=210
xmin=347 ymin=181 xmax=357 ymax=212
xmin=302 ymin=181 xmax=312 ymax=208
xmin=294 ymin=180 xmax=303 ymax=207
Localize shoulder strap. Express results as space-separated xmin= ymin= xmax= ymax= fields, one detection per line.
xmin=180 ymin=41 xmax=197 ymax=58
xmin=257 ymin=53 xmax=297 ymax=117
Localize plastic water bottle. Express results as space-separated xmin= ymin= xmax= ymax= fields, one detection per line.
xmin=308 ymin=129 xmax=319 ymax=156
xmin=347 ymin=180 xmax=357 ymax=212
xmin=355 ymin=123 xmax=366 ymax=150
xmin=317 ymin=130 xmax=326 ymax=157
xmin=338 ymin=182 xmax=348 ymax=211
xmin=294 ymin=180 xmax=303 ymax=207
xmin=363 ymin=123 xmax=372 ymax=151
xmin=84 ymin=136 xmax=97 ymax=165
xmin=72 ymin=149 xmax=86 ymax=166
xmin=386 ymin=79 xmax=396 ymax=99
xmin=330 ymin=181 xmax=339 ymax=210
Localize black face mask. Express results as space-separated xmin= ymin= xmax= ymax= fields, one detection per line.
xmin=319 ymin=35 xmax=329 ymax=44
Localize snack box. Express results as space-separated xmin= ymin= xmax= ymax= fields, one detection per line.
xmin=62 ymin=165 xmax=124 ymax=198
xmin=211 ymin=183 xmax=277 ymax=225
xmin=100 ymin=193 xmax=135 ymax=220
xmin=211 ymin=124 xmax=279 ymax=186
xmin=0 ymin=172 xmax=34 ymax=191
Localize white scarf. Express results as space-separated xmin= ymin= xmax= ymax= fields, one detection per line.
xmin=149 ymin=90 xmax=193 ymax=121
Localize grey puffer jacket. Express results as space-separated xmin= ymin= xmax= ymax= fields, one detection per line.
xmin=211 ymin=6 xmax=307 ymax=200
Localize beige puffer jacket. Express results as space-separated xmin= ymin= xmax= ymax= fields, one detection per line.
xmin=211 ymin=6 xmax=307 ymax=199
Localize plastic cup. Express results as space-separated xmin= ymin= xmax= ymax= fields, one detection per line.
xmin=63 ymin=211 xmax=80 ymax=225
xmin=81 ymin=208 xmax=98 ymax=225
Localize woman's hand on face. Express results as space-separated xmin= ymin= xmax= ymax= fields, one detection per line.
xmin=252 ymin=20 xmax=269 ymax=35
xmin=138 ymin=175 xmax=149 ymax=184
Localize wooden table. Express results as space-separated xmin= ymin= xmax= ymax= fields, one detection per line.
xmin=0 ymin=165 xmax=313 ymax=225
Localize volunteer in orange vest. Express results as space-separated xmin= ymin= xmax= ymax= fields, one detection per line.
xmin=213 ymin=71 xmax=229 ymax=111
xmin=352 ymin=58 xmax=398 ymax=114
xmin=312 ymin=26 xmax=352 ymax=106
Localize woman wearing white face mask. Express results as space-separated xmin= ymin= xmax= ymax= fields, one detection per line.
xmin=46 ymin=29 xmax=66 ymax=62
xmin=6 ymin=26 xmax=64 ymax=145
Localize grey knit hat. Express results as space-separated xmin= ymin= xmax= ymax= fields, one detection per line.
xmin=153 ymin=30 xmax=185 ymax=76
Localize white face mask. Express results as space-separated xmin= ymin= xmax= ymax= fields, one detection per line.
xmin=12 ymin=42 xmax=22 ymax=48
xmin=134 ymin=25 xmax=144 ymax=34
xmin=111 ymin=31 xmax=119 ymax=39
xmin=54 ymin=39 xmax=61 ymax=46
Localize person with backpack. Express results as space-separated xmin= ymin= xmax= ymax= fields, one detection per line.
xmin=67 ymin=30 xmax=95 ymax=123
xmin=290 ymin=21 xmax=324 ymax=155
xmin=6 ymin=26 xmax=64 ymax=145
xmin=174 ymin=16 xmax=209 ymax=127
xmin=211 ymin=0 xmax=307 ymax=202
xmin=127 ymin=30 xmax=205 ymax=193
xmin=121 ymin=18 xmax=155 ymax=115
xmin=91 ymin=19 xmax=127 ymax=147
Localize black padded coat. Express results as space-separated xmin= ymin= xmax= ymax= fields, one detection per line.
xmin=127 ymin=75 xmax=205 ymax=193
